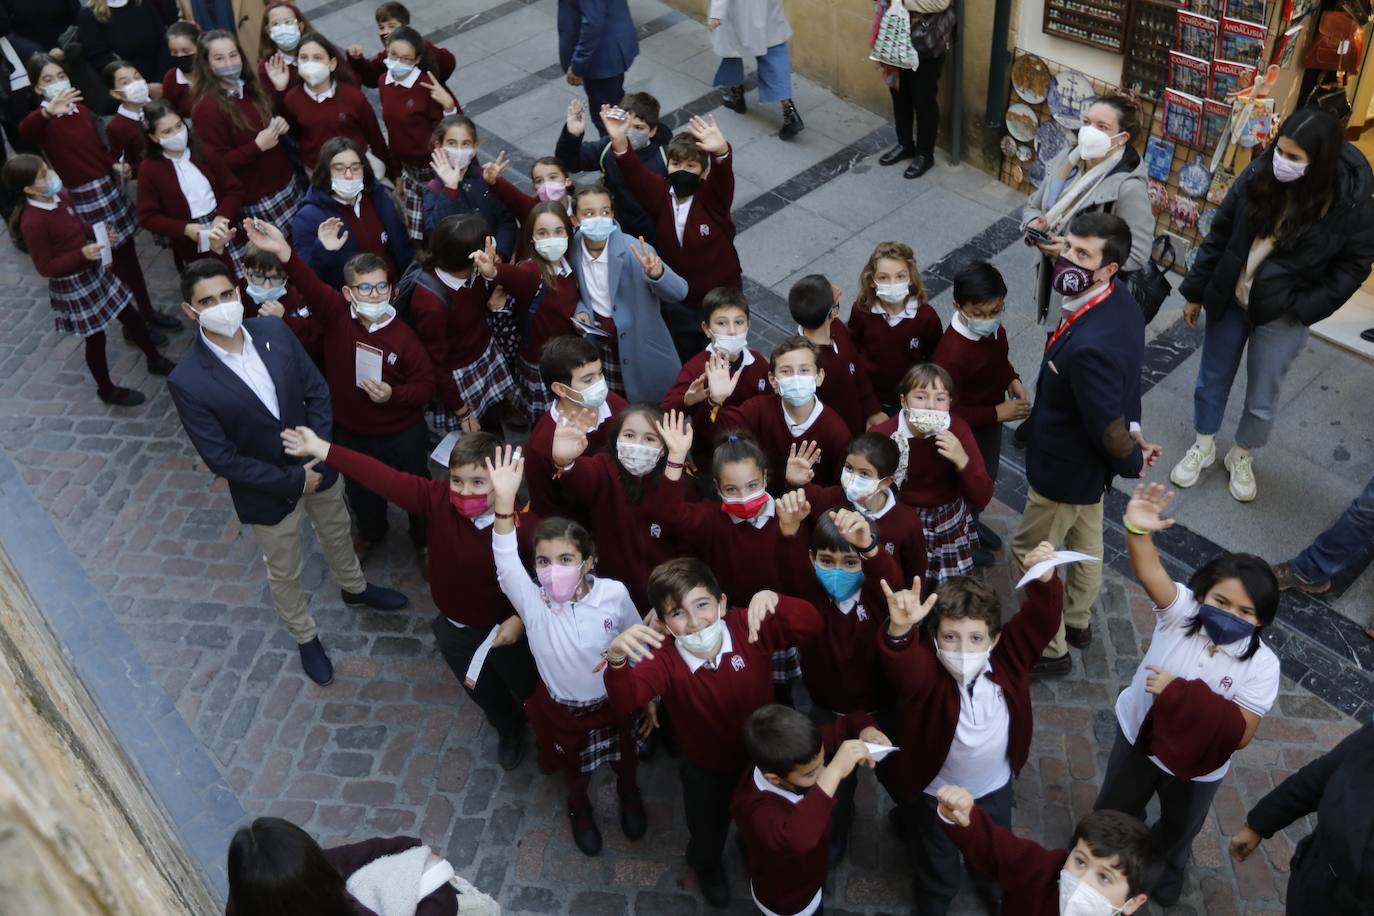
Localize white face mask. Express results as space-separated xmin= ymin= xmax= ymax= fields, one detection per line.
xmin=875 ymin=282 xmax=909 ymax=304
xmin=297 ymin=60 xmax=331 ymax=87
xmin=352 ymin=298 xmax=390 ymax=323
xmin=159 ymin=127 xmax=189 ymax=153
xmin=676 ymin=615 xmax=724 ymax=658
xmin=712 ymin=331 xmax=748 ymax=358
xmin=121 ymin=78 xmax=150 ymax=105
xmin=446 ymin=147 xmax=475 ymax=171
xmin=616 ymin=440 xmax=662 ymax=476
xmin=196 ymin=299 xmax=244 ymax=337
xmin=1076 ymin=124 xmax=1122 ymax=161
xmin=840 ymin=468 xmax=879 ymax=504
xmin=936 ymin=648 xmax=990 ymax=687
xmin=533 ymin=236 xmax=568 ymax=262
xmin=905 ymin=407 xmax=950 ymax=438
xmin=332 ymin=176 xmax=365 ymax=200
xmin=42 ymin=78 xmax=72 ymax=101
xmin=1058 ymin=870 xmax=1124 ymax=916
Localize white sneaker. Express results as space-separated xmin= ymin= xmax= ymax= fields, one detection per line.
xmin=1225 ymin=448 xmax=1257 ymax=502
xmin=1169 ymin=440 xmax=1216 ymax=488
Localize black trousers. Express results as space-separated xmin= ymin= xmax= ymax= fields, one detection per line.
xmin=334 ymin=421 xmax=429 ymax=548
xmin=888 ymin=54 xmax=946 ymax=157
xmin=806 ymin=706 xmax=862 ymax=853
xmin=1094 ymin=725 xmax=1222 ymax=902
xmin=583 ymin=73 xmax=626 ymax=137
xmin=970 ymin=422 xmax=1004 ymax=528
xmin=1287 ymin=833 xmax=1371 ymax=916
xmin=430 ymin=614 xmax=537 ymax=736
xmin=679 ymin=757 xmax=741 ymax=873
xmin=896 ymin=780 xmax=1012 ymax=915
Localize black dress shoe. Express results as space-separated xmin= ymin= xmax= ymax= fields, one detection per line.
xmin=1360 ymin=326 xmax=1374 ymax=343
xmin=779 ymin=102 xmax=804 ymax=140
xmin=975 ymin=520 xmax=1003 ymax=550
xmin=341 ymin=583 xmax=409 ymax=610
xmin=879 ymin=144 xmax=916 ymax=166
xmin=696 ymin=864 xmax=731 ymax=909
xmin=1065 ymin=623 xmax=1093 ymax=650
xmin=903 ymin=154 xmax=935 ymax=179
xmin=569 ymin=804 xmax=603 ymax=856
xmin=125 ymin=324 xmax=168 ymax=346
xmin=721 ymin=85 xmax=746 ymax=113
xmin=1030 ymin=652 xmax=1073 ymax=679
xmin=497 ymin=728 xmax=524 ymax=770
xmin=147 ymin=355 xmax=176 ymax=376
xmin=619 ymin=791 xmax=647 ymax=839
xmin=298 ymin=636 xmax=335 ymax=685
xmin=98 ymin=386 xmax=146 ymax=407
xmin=145 ymin=310 xmax=183 ymax=330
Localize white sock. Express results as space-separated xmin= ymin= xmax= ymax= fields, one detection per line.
xmin=1231 ymin=445 xmax=1252 ymax=458
xmin=1196 ymin=433 xmax=1215 ymax=450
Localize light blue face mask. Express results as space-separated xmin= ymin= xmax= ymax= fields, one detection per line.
xmin=776 ymin=375 xmax=817 ymax=406
xmin=965 ymin=316 xmax=1001 ymax=337
xmin=572 ymin=377 xmax=609 ymax=409
xmin=245 ymin=284 xmax=287 ymax=304
xmin=814 ymin=564 xmax=864 ymax=602
xmin=45 ymin=173 xmax=64 ymax=197
xmin=384 ymin=57 xmax=415 ymax=79
xmin=578 ymin=216 xmax=616 ymax=242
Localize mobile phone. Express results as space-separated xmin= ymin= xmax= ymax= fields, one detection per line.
xmin=605 ymin=106 xmax=628 ymax=122
xmin=1025 ymin=226 xmax=1053 ymax=244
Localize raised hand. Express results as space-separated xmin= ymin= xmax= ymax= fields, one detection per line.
xmin=785 ymin=441 xmax=820 ymax=487
xmin=550 ymin=413 xmax=590 ymax=467
xmin=280 ymin=425 xmax=330 ymax=461
xmin=608 ymin=623 xmax=663 ymax=662
xmin=683 ymin=372 xmax=709 ymax=407
xmin=933 ymin=429 xmax=969 ymax=470
xmin=422 ymin=73 xmax=455 ymax=110
xmin=243 ymin=217 xmax=290 ymax=260
xmin=600 ymin=103 xmax=629 ymax=151
xmin=46 ymin=86 xmax=81 ymax=117
xmin=469 ymin=234 xmax=499 ymax=280
xmin=1023 ymin=540 xmax=1057 ymax=582
xmin=481 ymin=149 xmax=511 ymax=186
xmin=630 ymin=236 xmax=663 ymax=278
xmin=484 ymin=443 xmax=524 ymax=504
xmin=317 ymin=217 xmax=349 ymax=251
xmin=881 ymin=575 xmax=937 ymax=637
xmin=429 ymin=146 xmax=461 ymax=189
xmin=265 ymin=52 xmax=290 ymax=91
xmin=687 ymin=113 xmax=727 ymax=155
xmin=746 ymin=590 xmax=779 ymax=643
xmin=1125 ymin=482 xmax=1176 ymax=533
xmin=936 ymin=785 xmax=974 ymax=827
xmin=346 ymin=44 xmax=365 ymax=59
xmin=565 ymin=99 xmax=587 ymax=136
xmin=654 ymin=409 xmax=694 ymax=462
xmin=704 ymin=350 xmax=741 ymax=405
xmin=775 ymin=489 xmax=811 ymax=538
xmin=830 ymin=508 xmax=874 ymax=549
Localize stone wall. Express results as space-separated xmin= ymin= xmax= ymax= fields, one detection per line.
xmin=0 ymin=548 xmax=219 ymax=916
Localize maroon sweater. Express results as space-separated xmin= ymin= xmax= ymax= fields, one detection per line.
xmin=284 ymin=254 xmax=434 ymax=435
xmin=846 ymin=301 xmax=943 ymax=405
xmin=777 ymin=533 xmax=901 ymax=713
xmin=489 ymin=260 xmax=581 ymax=363
xmin=714 ymin=393 xmax=853 ymax=493
xmin=409 ymin=273 xmax=500 ymax=412
xmin=731 ymin=711 xmax=875 ymax=916
xmin=932 ymin=323 xmax=1019 ymax=430
xmin=878 ymin=576 xmax=1063 ymax=802
xmin=238 ymin=281 xmax=325 ymax=369
xmin=22 ymin=195 xmax=97 ymax=279
xmin=1134 ymin=677 xmax=1247 ymax=780
xmin=614 ymin=143 xmax=741 ymax=306
xmin=945 ymin=806 xmax=1067 ymax=916
xmin=160 ymin=69 xmax=193 ymax=117
xmin=604 ymin=600 xmax=824 ymax=771
xmin=661 ymin=347 xmax=771 ymax=469
xmin=191 ymin=94 xmax=296 ymax=202
xmin=338 ymin=193 xmax=395 ymax=276
xmin=873 ymin=414 xmax=993 ymax=510
xmin=106 ymin=110 xmax=147 ymax=174
xmin=378 ymin=75 xmax=447 ymax=165
xmin=20 ymin=105 xmax=115 ymax=186
xmin=524 ymin=395 xmax=628 ymax=520
xmin=804 ymin=483 xmax=928 ymax=585
xmin=283 ymin=81 xmax=392 ymax=169
xmin=136 ymin=151 xmax=244 ymax=264
xmin=815 ymin=320 xmax=884 ymax=434
xmin=325 ymin=445 xmax=532 ymax=627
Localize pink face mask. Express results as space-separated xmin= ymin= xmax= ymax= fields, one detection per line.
xmin=536 ymin=179 xmax=567 ymax=202
xmin=537 ymin=563 xmax=583 ymax=603
xmin=449 ymin=491 xmax=489 ymax=518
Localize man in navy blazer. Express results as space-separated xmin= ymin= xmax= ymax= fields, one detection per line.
xmin=1010 ymin=212 xmax=1161 ymax=677
xmin=167 ymin=259 xmax=406 ymax=686
xmin=558 ymin=0 xmax=639 ymax=136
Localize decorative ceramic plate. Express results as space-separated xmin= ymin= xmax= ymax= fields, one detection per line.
xmin=1034 ymin=120 xmax=1069 ymax=162
xmin=1028 ymin=159 xmax=1046 ymax=188
xmin=1047 ymin=70 xmax=1096 ymax=129
xmin=1006 ymin=103 xmax=1037 ymax=142
xmin=1000 ymin=135 xmax=1019 ymax=159
xmin=1178 ymin=156 xmax=1212 ymax=198
xmin=1011 ymin=54 xmax=1052 ymax=104
xmin=1017 ymin=143 xmax=1035 ymax=162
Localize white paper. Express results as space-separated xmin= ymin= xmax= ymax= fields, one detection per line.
xmin=429 ymin=430 xmax=462 ymax=467
xmin=864 ymin=742 xmax=899 ymax=762
xmin=463 ymin=625 xmax=501 ymax=689
xmin=1016 ymin=550 xmax=1100 ymax=588
xmin=92 ymin=221 xmax=112 ymax=267
xmin=197 ymin=229 xmax=211 ymax=253
xmin=354 ymin=342 xmax=383 ymax=388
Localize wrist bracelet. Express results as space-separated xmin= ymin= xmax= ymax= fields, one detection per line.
xmin=666 ymin=460 xmax=684 ymax=470
xmin=1122 ymin=517 xmax=1150 ymax=536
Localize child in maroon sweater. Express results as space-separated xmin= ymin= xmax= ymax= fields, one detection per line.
xmin=103 ymin=61 xmax=151 ymax=175
xmin=283 ymin=33 xmax=392 ymax=171
xmin=707 ymin=336 xmax=852 ymax=492
xmin=346 ymin=2 xmax=457 ymax=87
xmin=603 ymin=558 xmax=824 ymax=908
xmin=847 ymin=241 xmax=943 ymax=410
xmin=161 ymin=21 xmax=199 ymax=118
xmin=935 ymin=789 xmax=1161 ymax=916
xmin=248 ymin=219 xmax=434 ymax=564
xmin=238 ymin=245 xmax=325 ymax=369
xmin=874 ymin=363 xmax=992 ymax=589
xmin=789 ymin=274 xmax=886 ymax=434
xmin=282 ymin=427 xmax=539 ymax=771
xmin=732 ymin=705 xmax=890 ymax=916
xmin=933 ymin=261 xmax=1030 ymax=563
xmin=482 ymin=153 xmax=576 ymax=257
xmin=878 ymin=545 xmax=1062 ymax=914
xmin=606 ymin=109 xmax=740 ymax=360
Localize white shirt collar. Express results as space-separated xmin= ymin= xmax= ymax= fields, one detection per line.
xmin=201 ymin=324 xmax=252 ymax=360
xmin=469 ymin=511 xmax=496 ymax=530
xmin=782 ymin=397 xmax=824 ymax=436
xmin=353 ymin=306 xmax=398 ymax=331
xmin=1061 ymin=281 xmax=1110 ymax=315
xmin=384 ymin=66 xmax=422 ymax=89
xmin=116 ymin=104 xmax=142 ymax=122
xmin=581 ymin=236 xmax=608 ymax=263
xmin=836 ymin=593 xmax=862 ymax=615
xmin=676 ymin=620 xmax=735 ymax=672
xmin=174 ymin=68 xmax=191 ymax=86
xmin=951 ymin=310 xmax=981 ymax=341
xmin=304 ymin=80 xmax=336 ymax=102
xmin=752 ymin=766 xmax=804 ymax=803
xmin=703 ymin=342 xmax=756 ymax=368
xmin=223 ymin=79 xmax=245 ymax=99
xmin=856 ymin=487 xmax=896 ymax=520
xmin=549 ymin=399 xmax=613 ymax=429
xmin=553 ymin=257 xmax=572 ymax=277
xmin=880 ymin=298 xmax=918 ymax=326
xmin=728 ymin=493 xmax=776 ymax=529
xmin=795 ymin=325 xmax=839 ymax=353
xmin=435 ymin=268 xmax=473 ymax=291
xmin=27 ymin=196 xmax=59 ymax=211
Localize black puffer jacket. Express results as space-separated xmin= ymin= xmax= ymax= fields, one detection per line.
xmin=1180 ymin=144 xmax=1374 ymax=327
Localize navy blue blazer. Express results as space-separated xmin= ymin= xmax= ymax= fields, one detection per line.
xmin=558 ymin=0 xmax=639 ymax=80
xmin=290 ymin=184 xmax=414 ymax=291
xmin=420 ymin=171 xmax=518 ymax=259
xmin=1023 ymin=282 xmax=1145 ymax=505
xmin=168 ymin=317 xmax=338 ymax=527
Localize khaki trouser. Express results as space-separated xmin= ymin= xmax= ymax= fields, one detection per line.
xmin=1011 ymin=487 xmax=1104 ymax=659
xmin=249 ymin=479 xmax=367 ymax=644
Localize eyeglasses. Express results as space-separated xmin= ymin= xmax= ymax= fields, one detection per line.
xmin=246 ymin=273 xmax=286 ymax=288
xmin=350 ymin=281 xmax=391 ymax=297
xmin=330 ymin=162 xmax=366 ymax=177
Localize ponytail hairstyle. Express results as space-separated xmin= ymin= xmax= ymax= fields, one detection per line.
xmin=1182 ymin=553 xmax=1279 ymax=662
xmin=1244 ymin=107 xmax=1346 ymax=243
xmin=141 ymin=101 xmax=193 ymax=155
xmin=295 ymin=32 xmax=358 ymax=86
xmin=710 ymin=431 xmax=768 ymax=489
xmin=87 ymin=0 xmax=143 ymax=25
xmin=523 ymin=200 xmax=575 ymax=293
xmin=1 ymin=153 xmax=46 ymax=249
xmin=530 ymin=517 xmax=596 ymax=570
xmin=855 ymin=240 xmax=928 ymax=314
xmin=604 ymin=403 xmax=667 ymax=502
xmin=190 ymin=30 xmax=275 ymax=133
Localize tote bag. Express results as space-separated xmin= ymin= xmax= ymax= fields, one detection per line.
xmin=870 ymin=1 xmax=919 ymax=70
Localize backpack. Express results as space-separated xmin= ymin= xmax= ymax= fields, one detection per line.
xmin=392 ymin=260 xmax=448 ymax=326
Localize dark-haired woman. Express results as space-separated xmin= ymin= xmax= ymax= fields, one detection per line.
xmin=1020 ymin=95 xmax=1153 ymax=322
xmin=280 ymin=31 xmax=390 ymax=171
xmin=135 ymin=101 xmax=244 ymax=272
xmin=225 ymin=817 xmax=460 ymax=916
xmin=291 ymin=136 xmax=412 ymax=290
xmin=1095 ymin=482 xmax=1281 ymax=907
xmin=1171 ymin=109 xmax=1374 ymax=503
xmin=190 ymin=29 xmax=302 ymax=238
xmin=77 ymin=0 xmax=173 ymax=83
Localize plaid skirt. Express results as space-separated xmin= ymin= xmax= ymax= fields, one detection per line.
xmin=49 ymin=266 xmax=133 ymax=337
xmin=70 ymin=175 xmax=137 ymax=246
xmin=525 ymin=683 xmax=635 ymax=775
xmin=918 ymin=496 xmax=979 ymax=587
xmin=521 ymin=357 xmax=550 ymax=416
xmin=400 ymin=164 xmax=433 ymax=241
xmin=241 ymin=177 xmax=304 ymax=236
xmin=771 ymin=647 xmax=802 ymax=684
xmin=592 ymin=313 xmax=626 ymax=398
xmin=428 ymin=338 xmax=517 ymax=431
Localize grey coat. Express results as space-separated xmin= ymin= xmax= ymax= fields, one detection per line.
xmin=1021 ymin=144 xmax=1154 ymax=319
xmin=570 ymin=228 xmax=688 ymax=404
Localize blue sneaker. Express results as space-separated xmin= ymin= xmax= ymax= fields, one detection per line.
xmin=341 ymin=583 xmax=409 ymax=610
xmin=298 ymin=637 xmax=334 ymax=686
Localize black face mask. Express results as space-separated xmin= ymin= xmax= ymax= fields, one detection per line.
xmin=173 ymin=55 xmax=194 ymax=74
xmin=668 ymin=169 xmax=700 ymax=197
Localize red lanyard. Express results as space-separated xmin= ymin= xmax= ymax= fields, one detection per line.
xmin=1045 ymin=283 xmax=1113 ymax=352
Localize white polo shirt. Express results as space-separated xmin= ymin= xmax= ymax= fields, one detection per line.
xmin=781 ymin=397 xmax=823 ymax=436
xmin=491 ymin=529 xmax=641 ymax=703
xmin=925 ymin=658 xmax=1013 ymax=799
xmin=1114 ymin=582 xmax=1280 ymax=781
xmin=579 ymin=237 xmax=613 ymax=317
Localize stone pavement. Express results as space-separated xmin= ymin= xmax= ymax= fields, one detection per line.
xmin=0 ymin=0 xmax=1367 ymax=911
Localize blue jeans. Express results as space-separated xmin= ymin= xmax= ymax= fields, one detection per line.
xmin=1192 ymin=305 xmax=1308 ymax=448
xmin=1292 ymin=472 xmax=1374 ymax=582
xmin=713 ymin=41 xmax=792 ymax=103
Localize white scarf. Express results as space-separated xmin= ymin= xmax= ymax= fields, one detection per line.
xmin=1043 ymin=147 xmax=1125 ymax=237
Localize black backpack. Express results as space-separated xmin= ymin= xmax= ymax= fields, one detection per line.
xmin=392 ymin=260 xmax=448 ymax=325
